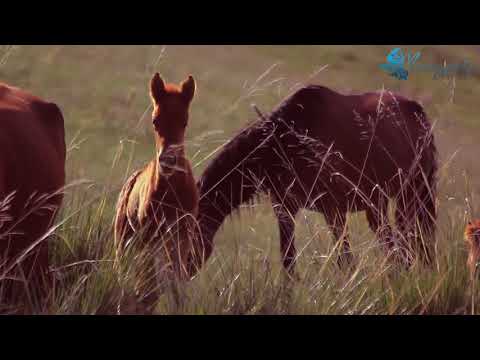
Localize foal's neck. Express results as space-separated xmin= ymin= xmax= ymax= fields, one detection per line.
xmin=153 ymin=143 xmax=188 ymax=182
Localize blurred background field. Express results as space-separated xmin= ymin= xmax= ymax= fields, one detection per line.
xmin=1 ymin=45 xmax=479 ymax=314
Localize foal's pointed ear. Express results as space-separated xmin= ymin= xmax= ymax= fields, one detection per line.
xmin=181 ymin=75 xmax=196 ymax=104
xmin=150 ymin=73 xmax=166 ymax=104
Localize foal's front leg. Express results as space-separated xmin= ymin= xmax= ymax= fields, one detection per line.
xmin=323 ymin=209 xmax=353 ymax=268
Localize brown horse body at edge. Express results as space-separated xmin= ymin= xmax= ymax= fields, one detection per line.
xmin=114 ymin=74 xmax=199 ymax=311
xmin=191 ymin=85 xmax=438 ymax=276
xmin=0 ymin=82 xmax=66 ymax=309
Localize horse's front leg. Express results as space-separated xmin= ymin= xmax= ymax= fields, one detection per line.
xmin=323 ymin=208 xmax=353 ymax=268
xmin=271 ymin=196 xmax=299 ymax=278
xmin=177 ymin=215 xmax=198 ymax=281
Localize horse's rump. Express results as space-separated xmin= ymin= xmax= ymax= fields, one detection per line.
xmin=0 ymin=82 xmax=66 ymax=303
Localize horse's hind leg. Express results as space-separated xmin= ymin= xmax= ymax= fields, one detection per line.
xmin=395 ymin=185 xmax=435 ymax=267
xmin=271 ymin=198 xmax=299 ymax=277
xmin=366 ymin=196 xmax=410 ymax=267
xmin=323 ymin=209 xmax=353 ymax=268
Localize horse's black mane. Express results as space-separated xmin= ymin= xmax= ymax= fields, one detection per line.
xmin=198 ymin=84 xmax=333 ymax=190
xmin=194 ymin=86 xmax=322 ymax=264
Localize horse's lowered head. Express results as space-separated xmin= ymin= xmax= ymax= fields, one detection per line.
xmin=149 ymin=73 xmax=196 ymax=170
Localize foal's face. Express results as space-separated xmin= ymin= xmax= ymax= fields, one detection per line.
xmin=465 ymin=220 xmax=480 ymax=277
xmin=149 ymin=73 xmax=196 ymax=150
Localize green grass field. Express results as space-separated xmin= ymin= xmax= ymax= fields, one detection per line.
xmin=1 ymin=45 xmax=480 ymax=314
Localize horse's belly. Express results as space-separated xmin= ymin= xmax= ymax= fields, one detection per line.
xmin=298 ymin=162 xmax=375 ymax=213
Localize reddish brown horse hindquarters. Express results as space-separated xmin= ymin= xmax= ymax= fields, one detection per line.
xmin=0 ymin=83 xmax=66 ymax=310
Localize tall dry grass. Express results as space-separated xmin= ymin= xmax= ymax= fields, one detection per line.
xmin=1 ymin=116 xmax=478 ymax=315
xmin=1 ymin=45 xmax=479 ymax=314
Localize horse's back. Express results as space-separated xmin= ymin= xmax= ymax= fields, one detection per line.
xmin=288 ymin=86 xmax=432 ymax=165
xmin=0 ymin=83 xmax=66 ymax=197
xmin=285 ymin=85 xmax=429 ymax=141
xmin=350 ymin=90 xmax=434 ymax=175
xmin=270 ymin=85 xmax=435 ymax=207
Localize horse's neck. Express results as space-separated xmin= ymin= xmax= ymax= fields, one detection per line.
xmin=146 ymin=146 xmax=197 ymax=215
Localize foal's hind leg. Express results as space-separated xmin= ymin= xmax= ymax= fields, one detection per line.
xmin=323 ymin=209 xmax=353 ymax=268
xmin=271 ymin=198 xmax=299 ymax=277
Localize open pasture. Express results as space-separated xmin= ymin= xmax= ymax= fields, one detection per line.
xmin=1 ymin=45 xmax=479 ymax=314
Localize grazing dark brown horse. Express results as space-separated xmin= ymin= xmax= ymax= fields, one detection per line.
xmin=0 ymin=82 xmax=66 ymax=310
xmin=189 ymin=85 xmax=438 ymax=276
xmin=465 ymin=220 xmax=480 ymax=279
xmin=114 ymin=73 xmax=199 ymax=312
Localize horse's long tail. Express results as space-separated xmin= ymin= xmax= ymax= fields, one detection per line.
xmin=397 ymin=102 xmax=438 ymax=265
xmin=412 ymin=134 xmax=438 ymax=265
xmin=414 ymin=104 xmax=438 ymax=243
xmin=418 ymin=139 xmax=438 ymax=240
